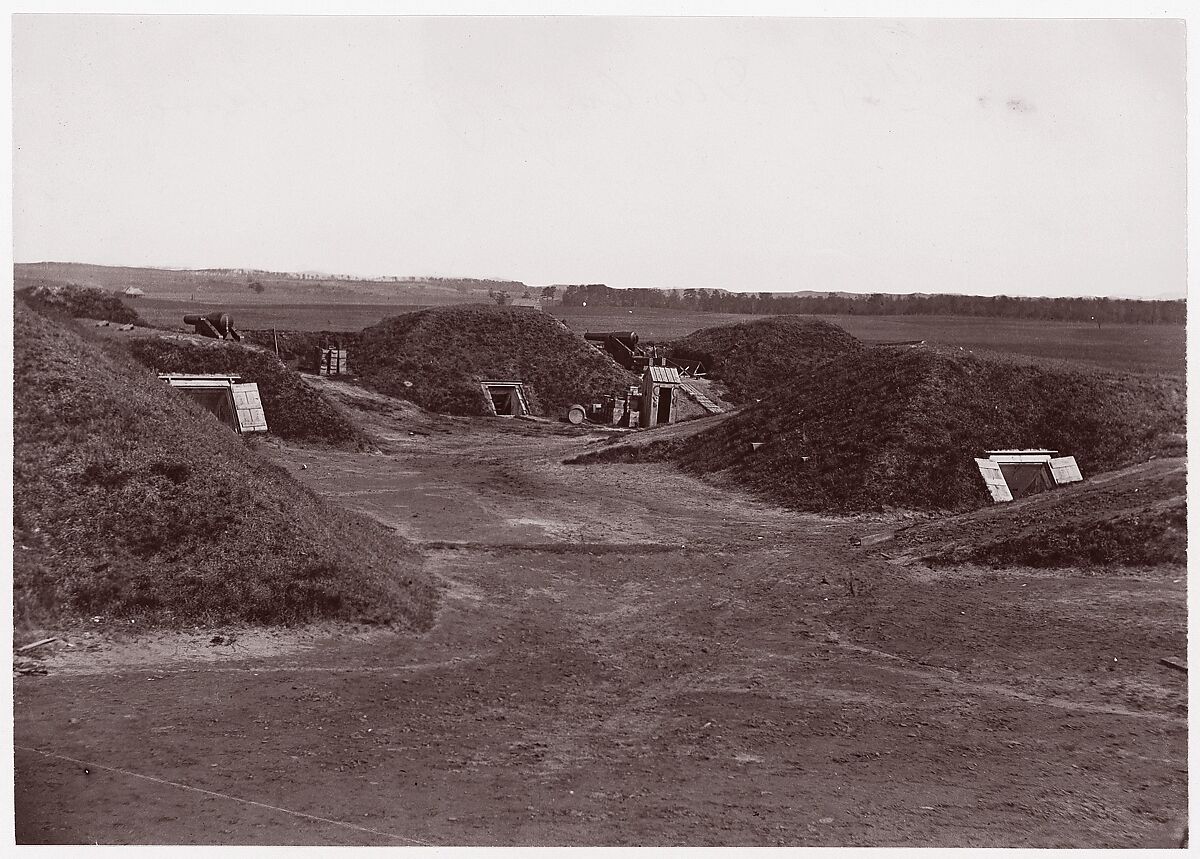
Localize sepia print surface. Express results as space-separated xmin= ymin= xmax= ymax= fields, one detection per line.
xmin=10 ymin=12 xmax=1187 ymax=847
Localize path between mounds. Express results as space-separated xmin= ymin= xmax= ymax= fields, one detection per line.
xmin=13 ymin=393 xmax=1187 ymax=847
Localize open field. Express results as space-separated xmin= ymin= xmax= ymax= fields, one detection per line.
xmin=13 ymin=383 xmax=1187 ymax=846
xmin=553 ymin=306 xmax=1185 ymax=376
xmin=131 ymin=298 xmax=1184 ymax=377
xmin=15 ymin=262 xmax=531 ymax=305
xmin=819 ymin=314 xmax=1186 ymax=376
xmin=130 ymin=299 xmax=439 ymax=331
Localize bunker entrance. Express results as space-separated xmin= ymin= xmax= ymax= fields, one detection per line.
xmin=182 ymin=387 xmax=239 ymax=431
xmin=975 ymin=450 xmax=1084 ymax=503
xmin=998 ymin=462 xmax=1056 ymax=498
xmin=480 ymin=382 xmax=530 ymax=417
xmin=159 ymin=374 xmax=269 ymax=434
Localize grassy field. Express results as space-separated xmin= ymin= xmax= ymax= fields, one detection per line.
xmin=818 ymin=313 xmax=1186 ymax=376
xmin=133 ymin=299 xmax=438 ymax=331
xmin=15 ymin=262 xmax=529 ymax=304
xmin=554 ymin=307 xmax=1185 ymax=376
xmin=120 ymin=298 xmax=1185 ymax=377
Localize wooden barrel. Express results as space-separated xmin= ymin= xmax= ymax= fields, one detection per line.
xmin=566 ymin=404 xmax=586 ymax=425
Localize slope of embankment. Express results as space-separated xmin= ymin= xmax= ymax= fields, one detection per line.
xmin=124 ymin=335 xmax=367 ymax=447
xmin=667 ymin=316 xmax=863 ymax=403
xmin=575 ymin=341 xmax=1184 ymax=516
xmin=17 ymin=281 xmax=142 ymax=324
xmin=14 ymin=302 xmax=437 ymax=629
xmin=353 ymin=304 xmax=637 ymax=416
xmin=676 ymin=346 xmax=1183 ymax=512
xmin=874 ymin=457 xmax=1186 ymax=568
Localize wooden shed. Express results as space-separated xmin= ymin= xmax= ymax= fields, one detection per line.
xmin=640 ymin=365 xmax=683 ymax=428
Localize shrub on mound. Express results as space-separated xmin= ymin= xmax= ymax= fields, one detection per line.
xmin=13 ymin=303 xmax=437 ymax=629
xmin=355 ymin=304 xmax=636 ymax=416
xmin=124 ymin=336 xmax=366 ymax=446
xmin=672 ymin=346 xmax=1185 ymax=513
xmin=18 ymin=281 xmax=142 ymax=324
xmin=667 ymin=316 xmax=863 ymax=403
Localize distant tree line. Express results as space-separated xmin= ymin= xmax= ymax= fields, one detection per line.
xmin=559 ymin=284 xmax=1184 ymax=325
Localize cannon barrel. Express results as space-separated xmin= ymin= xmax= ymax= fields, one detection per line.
xmin=184 ymin=312 xmax=233 ymax=326
xmin=584 ymin=330 xmax=638 ymax=346
xmin=184 ymin=312 xmax=239 ymax=340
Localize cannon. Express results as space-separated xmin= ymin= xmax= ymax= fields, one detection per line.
xmin=184 ymin=312 xmax=242 ymax=341
xmin=584 ymin=330 xmax=650 ymax=372
xmin=584 ymin=330 xmax=638 ymax=347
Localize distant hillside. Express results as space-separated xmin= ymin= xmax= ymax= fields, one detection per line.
xmin=14 ymin=262 xmax=536 ymax=307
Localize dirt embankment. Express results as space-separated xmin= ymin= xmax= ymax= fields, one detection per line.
xmin=123 ymin=335 xmax=369 ymax=447
xmin=581 ymin=323 xmax=1184 ymax=520
xmin=866 ymin=457 xmax=1186 ymax=568
xmin=17 ymin=281 xmax=142 ymax=324
xmin=675 ymin=346 xmax=1183 ymax=513
xmin=666 ymin=316 xmax=863 ymax=403
xmin=13 ymin=301 xmax=437 ymax=630
xmin=352 ymin=304 xmax=637 ymax=417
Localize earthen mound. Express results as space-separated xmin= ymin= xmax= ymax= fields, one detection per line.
xmin=18 ymin=281 xmax=142 ymax=325
xmin=667 ymin=316 xmax=863 ymax=402
xmin=882 ymin=457 xmax=1186 ymax=568
xmin=124 ymin=335 xmax=366 ymax=446
xmin=354 ymin=304 xmax=637 ymax=416
xmin=653 ymin=346 xmax=1184 ymax=513
xmin=14 ymin=302 xmax=436 ymax=628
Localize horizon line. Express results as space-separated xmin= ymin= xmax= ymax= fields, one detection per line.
xmin=13 ymin=259 xmax=1187 ymax=303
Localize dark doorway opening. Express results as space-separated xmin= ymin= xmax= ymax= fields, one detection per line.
xmin=656 ymin=387 xmax=673 ymax=424
xmin=491 ymin=388 xmax=516 ymax=415
xmin=998 ymin=462 xmax=1055 ymax=498
xmin=178 ymin=387 xmax=238 ymax=431
xmin=481 ymin=382 xmax=529 ymax=417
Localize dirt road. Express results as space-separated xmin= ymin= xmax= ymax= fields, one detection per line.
xmin=14 ymin=394 xmax=1188 ymax=846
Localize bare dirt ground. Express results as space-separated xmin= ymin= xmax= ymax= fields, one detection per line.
xmin=14 ymin=386 xmax=1188 ymax=846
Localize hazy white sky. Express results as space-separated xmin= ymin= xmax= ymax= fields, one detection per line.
xmin=12 ymin=15 xmax=1187 ymax=297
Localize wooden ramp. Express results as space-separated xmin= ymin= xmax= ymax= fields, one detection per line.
xmin=679 ymin=380 xmax=724 ymax=414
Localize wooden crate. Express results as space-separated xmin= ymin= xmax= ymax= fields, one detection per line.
xmin=313 ymin=348 xmax=349 ymax=376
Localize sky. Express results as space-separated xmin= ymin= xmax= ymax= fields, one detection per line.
xmin=11 ymin=15 xmax=1188 ymax=298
